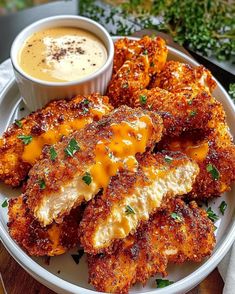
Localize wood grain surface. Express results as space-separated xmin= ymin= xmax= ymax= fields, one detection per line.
xmin=0 ymin=241 xmax=224 ymax=294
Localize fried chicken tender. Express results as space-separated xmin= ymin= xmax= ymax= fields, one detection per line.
xmin=25 ymin=106 xmax=163 ymax=226
xmin=8 ymin=195 xmax=83 ymax=256
xmin=0 ymin=94 xmax=112 ymax=187
xmin=150 ymin=60 xmax=216 ymax=94
xmin=80 ymin=152 xmax=199 ymax=254
xmin=87 ymin=198 xmax=215 ymax=294
xmin=107 ymin=36 xmax=168 ymax=107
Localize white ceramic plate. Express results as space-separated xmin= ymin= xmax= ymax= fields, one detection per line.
xmin=0 ymin=38 xmax=235 ymax=294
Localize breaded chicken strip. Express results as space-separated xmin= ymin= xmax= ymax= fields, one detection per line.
xmin=0 ymin=94 xmax=112 ymax=187
xmin=25 ymin=106 xmax=163 ymax=226
xmin=107 ymin=36 xmax=167 ymax=107
xmin=113 ymin=36 xmax=167 ymax=77
xmin=149 ymin=60 xmax=216 ymax=94
xmin=87 ymin=198 xmax=215 ymax=294
xmin=131 ymin=87 xmax=219 ymax=137
xmin=8 ymin=195 xmax=83 ymax=256
xmin=80 ymin=152 xmax=199 ymax=254
xmin=159 ymin=134 xmax=235 ymax=198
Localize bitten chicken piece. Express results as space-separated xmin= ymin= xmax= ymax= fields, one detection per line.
xmin=80 ymin=152 xmax=199 ymax=254
xmin=8 ymin=195 xmax=83 ymax=256
xmin=87 ymin=198 xmax=215 ymax=294
xmin=0 ymin=94 xmax=112 ymax=187
xmin=150 ymin=60 xmax=216 ymax=95
xmin=107 ymin=36 xmax=168 ymax=107
xmin=25 ymin=106 xmax=163 ymax=226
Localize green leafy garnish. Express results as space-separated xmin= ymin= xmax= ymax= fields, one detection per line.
xmin=50 ymin=147 xmax=57 ymax=161
xmin=139 ymin=94 xmax=147 ymax=105
xmin=150 ymin=61 xmax=155 ymax=67
xmin=229 ymin=83 xmax=235 ymax=101
xmin=82 ymin=172 xmax=92 ymax=185
xmin=206 ymin=163 xmax=220 ymax=180
xmin=171 ymin=212 xmax=182 ymax=222
xmin=15 ymin=119 xmax=22 ymax=128
xmin=125 ymin=205 xmax=135 ymax=215
xmin=142 ymin=49 xmax=148 ymax=55
xmin=122 ymin=83 xmax=129 ymax=89
xmin=64 ymin=138 xmax=80 ymax=157
xmin=156 ymin=279 xmax=174 ymax=288
xmin=18 ymin=134 xmax=32 ymax=145
xmin=207 ymin=207 xmax=219 ymax=222
xmin=1 ymin=199 xmax=8 ymax=208
xmin=164 ymin=155 xmax=173 ymax=163
xmin=189 ymin=110 xmax=197 ymax=117
xmin=38 ymin=179 xmax=46 ymax=190
xmin=219 ymin=200 xmax=227 ymax=215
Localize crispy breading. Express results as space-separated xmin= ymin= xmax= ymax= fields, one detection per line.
xmin=0 ymin=94 xmax=112 ymax=187
xmin=25 ymin=106 xmax=163 ymax=226
xmin=87 ymin=198 xmax=215 ymax=294
xmin=80 ymin=152 xmax=199 ymax=254
xmin=131 ymin=87 xmax=219 ymax=137
xmin=8 ymin=195 xmax=83 ymax=256
xmin=149 ymin=60 xmax=216 ymax=94
xmin=107 ymin=36 xmax=168 ymax=107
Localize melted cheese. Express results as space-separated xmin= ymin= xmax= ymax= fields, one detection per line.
xmin=47 ymin=225 xmax=65 ymax=256
xmin=169 ymin=140 xmax=209 ymax=161
xmin=92 ymin=161 xmax=198 ymax=249
xmin=22 ymin=118 xmax=91 ymax=164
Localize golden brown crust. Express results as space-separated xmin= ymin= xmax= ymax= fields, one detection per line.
xmin=150 ymin=60 xmax=216 ymax=94
xmin=107 ymin=36 xmax=168 ymax=108
xmin=25 ymin=106 xmax=163 ymax=224
xmin=8 ymin=195 xmax=83 ymax=256
xmin=87 ymin=198 xmax=215 ymax=293
xmin=0 ymin=94 xmax=112 ymax=187
xmin=80 ymin=151 xmax=198 ymax=254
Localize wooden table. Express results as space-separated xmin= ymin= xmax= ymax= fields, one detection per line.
xmin=0 ymin=241 xmax=224 ymax=294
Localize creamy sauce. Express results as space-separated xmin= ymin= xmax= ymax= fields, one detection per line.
xmin=18 ymin=27 xmax=107 ymax=82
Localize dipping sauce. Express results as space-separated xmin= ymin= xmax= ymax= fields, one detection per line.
xmin=18 ymin=27 xmax=107 ymax=82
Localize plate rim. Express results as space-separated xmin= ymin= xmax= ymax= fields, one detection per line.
xmin=1 ymin=38 xmax=235 ymax=294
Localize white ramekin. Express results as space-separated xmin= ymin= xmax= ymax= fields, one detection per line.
xmin=11 ymin=15 xmax=114 ymax=111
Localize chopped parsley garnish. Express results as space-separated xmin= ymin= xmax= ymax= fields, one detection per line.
xmin=189 ymin=110 xmax=197 ymax=117
xmin=82 ymin=172 xmax=92 ymax=185
xmin=207 ymin=207 xmax=219 ymax=222
xmin=150 ymin=61 xmax=155 ymax=67
xmin=15 ymin=119 xmax=22 ymax=128
xmin=82 ymin=98 xmax=90 ymax=105
xmin=125 ymin=205 xmax=135 ymax=215
xmin=71 ymin=249 xmax=84 ymax=264
xmin=1 ymin=199 xmax=8 ymax=208
xmin=18 ymin=134 xmax=32 ymax=145
xmin=171 ymin=212 xmax=182 ymax=222
xmin=49 ymin=146 xmax=57 ymax=161
xmin=122 ymin=83 xmax=129 ymax=89
xmin=164 ymin=155 xmax=173 ymax=163
xmin=143 ymin=49 xmax=148 ymax=55
xmin=156 ymin=279 xmax=174 ymax=288
xmin=64 ymin=138 xmax=80 ymax=157
xmin=38 ymin=179 xmax=46 ymax=190
xmin=206 ymin=163 xmax=220 ymax=180
xmin=187 ymin=99 xmax=193 ymax=105
xmin=139 ymin=94 xmax=147 ymax=105
xmin=219 ymin=200 xmax=227 ymax=215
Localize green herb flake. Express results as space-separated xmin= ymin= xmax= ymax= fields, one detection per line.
xmin=18 ymin=134 xmax=32 ymax=145
xmin=188 ymin=99 xmax=193 ymax=105
xmin=125 ymin=205 xmax=135 ymax=215
xmin=143 ymin=49 xmax=148 ymax=55
xmin=122 ymin=83 xmax=129 ymax=89
xmin=83 ymin=98 xmax=90 ymax=105
xmin=156 ymin=279 xmax=174 ymax=288
xmin=1 ymin=199 xmax=8 ymax=208
xmin=38 ymin=179 xmax=46 ymax=190
xmin=171 ymin=212 xmax=182 ymax=222
xmin=82 ymin=172 xmax=92 ymax=185
xmin=64 ymin=138 xmax=80 ymax=157
xmin=206 ymin=163 xmax=220 ymax=180
xmin=189 ymin=110 xmax=197 ymax=117
xmin=15 ymin=119 xmax=22 ymax=128
xmin=164 ymin=155 xmax=173 ymax=163
xmin=207 ymin=207 xmax=219 ymax=222
xmin=150 ymin=61 xmax=155 ymax=67
xmin=50 ymin=147 xmax=57 ymax=161
xmin=139 ymin=94 xmax=147 ymax=105
xmin=219 ymin=200 xmax=227 ymax=215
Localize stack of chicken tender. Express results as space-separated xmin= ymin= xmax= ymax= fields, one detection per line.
xmin=1 ymin=36 xmax=235 ymax=293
